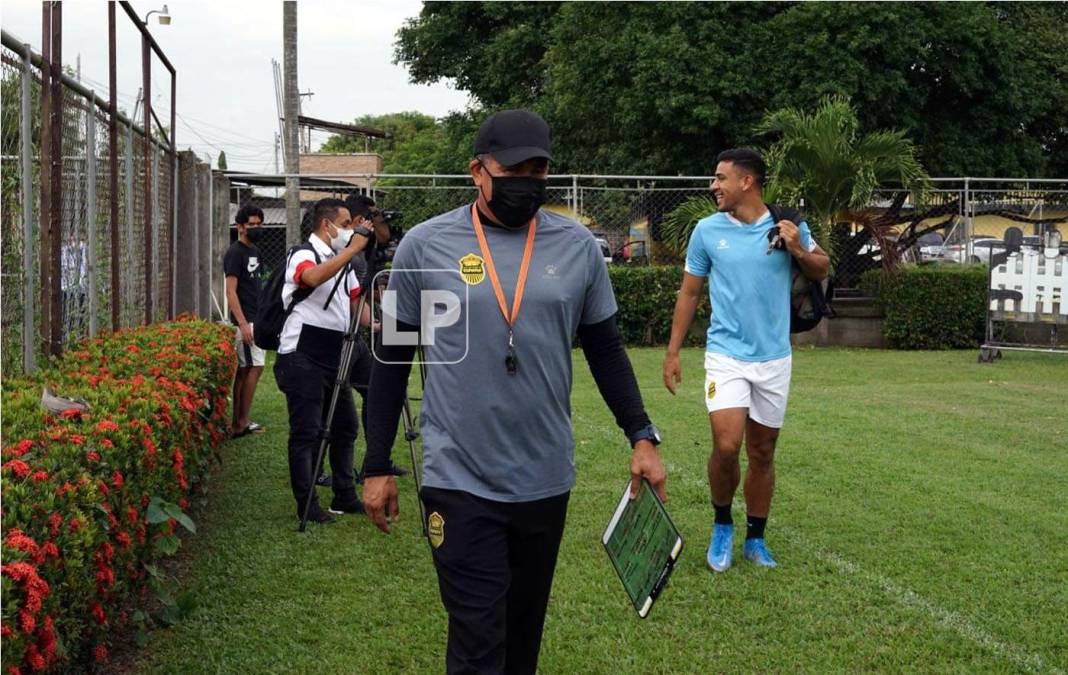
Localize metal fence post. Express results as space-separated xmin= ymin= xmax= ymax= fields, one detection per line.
xmin=86 ymin=95 xmax=98 ymax=337
xmin=20 ymin=42 xmax=35 ymax=372
xmin=19 ymin=41 xmax=35 ymax=371
xmin=125 ymin=120 xmax=134 ymax=326
xmin=571 ymin=174 xmax=578 ymax=217
xmin=171 ymin=153 xmax=178 ymax=318
xmin=963 ymin=177 xmax=972 ymax=262
xmin=152 ymin=143 xmax=160 ymax=318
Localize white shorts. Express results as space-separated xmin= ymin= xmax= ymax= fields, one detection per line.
xmin=236 ymin=324 xmax=266 ymax=368
xmin=703 ymin=352 xmax=792 ymax=428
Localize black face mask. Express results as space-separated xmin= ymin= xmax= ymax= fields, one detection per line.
xmin=480 ymin=167 xmax=547 ymax=228
xmin=245 ymin=227 xmax=265 ymax=243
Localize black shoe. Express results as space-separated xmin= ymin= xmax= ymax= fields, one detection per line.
xmin=328 ymin=497 xmax=366 ymax=515
xmin=387 ymin=463 xmax=411 ymax=477
xmin=304 ymin=509 xmax=336 ymax=524
xmin=315 ymin=473 xmax=332 ymax=488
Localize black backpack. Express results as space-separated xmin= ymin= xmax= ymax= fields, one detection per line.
xmin=253 ymin=244 xmax=320 ymax=350
xmin=766 ymin=204 xmax=834 ymax=333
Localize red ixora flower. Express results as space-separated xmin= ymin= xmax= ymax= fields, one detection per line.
xmin=5 ymin=529 xmax=40 ymax=557
xmin=31 ymin=471 xmax=48 ymax=483
xmin=48 ymin=513 xmax=62 ymax=536
xmin=86 ymin=450 xmax=101 ymax=463
xmin=100 ymin=438 xmax=114 ymax=449
xmin=93 ymin=644 xmax=108 ymax=663
xmin=2 ymin=562 xmax=50 ymax=614
xmin=23 ymin=642 xmax=45 ymax=671
xmin=90 ymin=603 xmax=108 ymax=625
xmin=111 ymin=471 xmax=125 ymax=489
xmin=60 ymin=408 xmax=83 ymax=420
xmin=9 ymin=439 xmax=33 ymax=456
xmin=2 ymin=459 xmax=30 ymax=478
xmin=115 ymin=530 xmax=132 ymax=549
xmin=69 ymin=434 xmax=85 ymax=446
xmin=95 ymin=419 xmax=120 ymax=434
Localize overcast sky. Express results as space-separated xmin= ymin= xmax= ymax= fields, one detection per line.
xmin=1 ymin=0 xmax=471 ymax=171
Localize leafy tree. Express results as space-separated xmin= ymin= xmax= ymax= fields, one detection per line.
xmin=217 ymin=150 xmax=227 ymax=170
xmin=395 ymin=2 xmax=1067 ymax=177
xmin=319 ymin=111 xmax=474 ymax=174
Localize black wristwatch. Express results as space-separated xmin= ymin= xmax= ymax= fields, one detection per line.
xmin=352 ymin=225 xmax=373 ymax=239
xmin=627 ymin=423 xmax=661 ymax=448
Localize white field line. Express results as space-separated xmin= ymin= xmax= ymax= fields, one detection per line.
xmin=779 ymin=529 xmax=1062 ymax=674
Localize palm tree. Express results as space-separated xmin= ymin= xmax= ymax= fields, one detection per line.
xmin=757 ymin=94 xmax=929 ymax=263
xmin=660 ymin=96 xmax=929 ymax=267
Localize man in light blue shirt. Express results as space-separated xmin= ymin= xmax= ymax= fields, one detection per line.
xmin=663 ymin=148 xmax=829 ymax=571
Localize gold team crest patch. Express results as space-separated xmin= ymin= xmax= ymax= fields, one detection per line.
xmin=428 ymin=512 xmax=445 ymax=549
xmin=459 ymin=253 xmax=485 ymax=285
xmin=707 ymin=381 xmax=717 ymax=400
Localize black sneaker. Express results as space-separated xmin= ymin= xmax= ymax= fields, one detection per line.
xmin=315 ymin=473 xmax=332 ymax=488
xmin=328 ymin=497 xmax=366 ymax=515
xmin=304 ymin=509 xmax=336 ymax=524
xmin=387 ymin=463 xmax=411 ymax=477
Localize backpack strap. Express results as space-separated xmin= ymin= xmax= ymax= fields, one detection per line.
xmin=283 ymin=243 xmax=321 ymax=317
xmin=322 ymin=260 xmax=349 ymax=310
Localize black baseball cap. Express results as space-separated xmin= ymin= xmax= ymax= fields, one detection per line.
xmin=473 ymin=109 xmax=552 ymax=166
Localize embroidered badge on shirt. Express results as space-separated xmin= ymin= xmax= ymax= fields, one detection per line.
xmin=428 ymin=512 xmax=445 ymax=549
xmin=459 ymin=253 xmax=485 ymax=285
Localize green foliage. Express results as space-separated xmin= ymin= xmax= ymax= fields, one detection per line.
xmin=319 ymin=111 xmax=474 ymax=174
xmin=758 ymin=95 xmax=930 ymax=260
xmin=863 ymin=265 xmax=988 ymax=349
xmin=659 ymin=195 xmax=717 ymax=256
xmin=0 ymin=317 xmax=233 ymax=671
xmin=608 ymin=266 xmax=709 ymax=346
xmin=395 ymin=2 xmax=1068 ymax=177
xmin=217 ymin=151 xmax=228 ymax=171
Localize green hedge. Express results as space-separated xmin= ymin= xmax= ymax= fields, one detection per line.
xmin=608 ymin=266 xmax=709 ymax=346
xmin=861 ymin=265 xmax=988 ymax=349
xmin=1 ymin=318 xmax=234 ymax=672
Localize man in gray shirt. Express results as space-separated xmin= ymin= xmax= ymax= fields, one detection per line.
xmin=362 ymin=109 xmax=666 ymax=675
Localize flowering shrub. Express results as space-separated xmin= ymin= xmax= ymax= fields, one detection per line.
xmin=1 ymin=317 xmax=234 ymax=672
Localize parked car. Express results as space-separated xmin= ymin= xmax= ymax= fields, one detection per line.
xmin=939 ymin=237 xmax=1006 ymax=265
xmin=590 ymin=231 xmax=612 ymax=263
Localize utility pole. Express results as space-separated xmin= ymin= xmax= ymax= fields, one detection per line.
xmin=283 ymin=1 xmax=300 ymax=246
xmin=274 ymin=132 xmax=280 ymax=174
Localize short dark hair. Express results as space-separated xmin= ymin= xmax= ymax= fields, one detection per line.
xmin=345 ymin=193 xmax=375 ymax=219
xmin=311 ymin=198 xmax=347 ymax=229
xmin=235 ymin=204 xmax=264 ymax=225
xmin=716 ymin=148 xmax=766 ymax=188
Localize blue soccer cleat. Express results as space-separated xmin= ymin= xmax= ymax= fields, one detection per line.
xmin=706 ymin=523 xmax=734 ymax=572
xmin=743 ymin=538 xmax=778 ymax=567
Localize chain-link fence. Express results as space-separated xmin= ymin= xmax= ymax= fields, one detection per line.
xmin=221 ymin=174 xmax=718 ymax=281
xmin=0 ymin=31 xmax=188 ymax=378
xmin=218 ymin=174 xmax=1068 ymax=305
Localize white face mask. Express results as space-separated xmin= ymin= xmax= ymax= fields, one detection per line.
xmin=330 ymin=226 xmax=355 ymax=253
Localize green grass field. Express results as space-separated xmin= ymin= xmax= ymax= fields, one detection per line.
xmin=127 ymin=348 xmax=1067 ymax=674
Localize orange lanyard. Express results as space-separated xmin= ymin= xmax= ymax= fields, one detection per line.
xmin=471 ymin=205 xmax=536 ymax=373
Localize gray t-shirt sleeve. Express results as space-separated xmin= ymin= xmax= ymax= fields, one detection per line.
xmin=580 ymin=235 xmax=618 ymax=325
xmin=386 ymin=230 xmax=422 ymax=325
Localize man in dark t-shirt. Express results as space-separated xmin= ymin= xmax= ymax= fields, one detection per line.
xmin=224 ymin=204 xmax=267 ymax=437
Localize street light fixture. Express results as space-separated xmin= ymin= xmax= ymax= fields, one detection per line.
xmin=143 ymin=5 xmax=171 ymax=26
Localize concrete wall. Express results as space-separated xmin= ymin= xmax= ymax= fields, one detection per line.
xmin=791 ymin=297 xmax=887 ymax=348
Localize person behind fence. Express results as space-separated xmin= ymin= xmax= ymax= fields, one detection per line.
xmin=273 ymin=198 xmax=374 ymax=523
xmin=360 ymin=108 xmax=668 ymax=674
xmin=224 ymin=204 xmax=268 ymax=438
xmin=662 ymin=148 xmax=829 ymax=572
